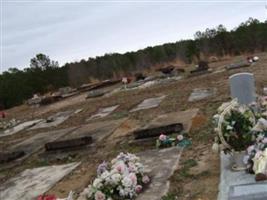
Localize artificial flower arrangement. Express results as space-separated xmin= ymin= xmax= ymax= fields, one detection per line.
xmin=213 ymin=99 xmax=256 ymax=153
xmin=156 ymin=133 xmax=191 ymax=148
xmin=81 ymin=152 xmax=150 ymax=200
xmin=244 ymin=118 xmax=267 ymax=181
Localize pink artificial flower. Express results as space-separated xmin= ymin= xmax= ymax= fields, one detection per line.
xmin=94 ymin=191 xmax=106 ymax=200
xmin=262 ymin=138 xmax=267 ymax=144
xmin=37 ymin=195 xmax=56 ymax=200
xmin=177 ymin=135 xmax=184 ymax=141
xmin=116 ymin=163 xmax=126 ymax=174
xmin=159 ymin=134 xmax=167 ymax=141
xmin=135 ymin=185 xmax=143 ymax=193
xmin=247 ymin=145 xmax=255 ymax=155
xmin=142 ymin=175 xmax=150 ymax=184
xmin=129 ymin=173 xmax=137 ymax=185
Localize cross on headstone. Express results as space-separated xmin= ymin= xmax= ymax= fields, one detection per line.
xmin=229 ymin=73 xmax=256 ymax=105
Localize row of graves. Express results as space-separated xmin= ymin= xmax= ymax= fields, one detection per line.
xmin=211 ymin=72 xmax=267 ymax=200
xmin=0 ymin=60 xmax=243 ymax=200
xmin=0 ymin=82 xmax=205 ymax=200
xmin=0 ymin=56 xmax=261 ymax=200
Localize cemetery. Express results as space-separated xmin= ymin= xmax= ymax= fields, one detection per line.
xmin=0 ymin=52 xmax=266 ymax=200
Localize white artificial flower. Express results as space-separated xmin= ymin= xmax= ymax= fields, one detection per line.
xmin=111 ymin=173 xmax=121 ymax=185
xmin=122 ymin=176 xmax=133 ymax=188
xmin=93 ymin=178 xmax=103 ymax=189
xmin=226 ymin=125 xmax=233 ymax=130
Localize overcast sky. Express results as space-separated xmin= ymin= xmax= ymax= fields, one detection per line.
xmin=1 ymin=0 xmax=266 ymax=72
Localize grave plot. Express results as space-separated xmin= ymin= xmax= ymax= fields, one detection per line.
xmin=188 ymin=88 xmax=216 ymax=102
xmin=40 ymin=119 xmax=125 ymax=159
xmin=76 ymin=147 xmax=182 ymax=200
xmin=130 ymin=95 xmax=166 ymax=112
xmin=133 ymin=123 xmax=183 ymax=140
xmin=0 ymin=119 xmax=43 ymax=138
xmin=0 ymin=162 xmax=80 ymax=200
xmin=0 ymin=128 xmax=75 ymax=167
xmin=147 ymin=108 xmax=199 ymax=133
xmin=226 ymin=61 xmax=250 ymax=70
xmin=30 ymin=109 xmax=81 ymax=130
xmin=135 ymin=147 xmax=182 ymax=200
xmin=218 ymin=152 xmax=263 ymax=200
xmin=65 ymin=118 xmax=125 ymax=142
xmin=130 ymin=109 xmax=199 ymax=145
xmin=87 ymin=105 xmax=119 ymax=120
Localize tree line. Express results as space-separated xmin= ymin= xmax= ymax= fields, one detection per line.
xmin=0 ymin=18 xmax=266 ymax=109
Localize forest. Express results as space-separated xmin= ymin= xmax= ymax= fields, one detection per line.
xmin=0 ymin=18 xmax=266 ymax=109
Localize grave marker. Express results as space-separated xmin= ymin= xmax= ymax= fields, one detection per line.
xmin=88 ymin=105 xmax=119 ymax=120
xmin=229 ymin=73 xmax=256 ymax=105
xmin=130 ymin=96 xmax=166 ymax=112
xmin=45 ymin=136 xmax=93 ymax=151
xmin=133 ymin=123 xmax=183 ymax=140
xmin=188 ymin=88 xmax=216 ymax=102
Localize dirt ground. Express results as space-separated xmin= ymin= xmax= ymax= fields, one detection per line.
xmin=0 ymin=52 xmax=266 ymax=199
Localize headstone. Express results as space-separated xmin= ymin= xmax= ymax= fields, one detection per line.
xmin=229 ymin=73 xmax=256 ymax=105
xmin=45 ymin=136 xmax=93 ymax=151
xmin=0 ymin=151 xmax=25 ymax=163
xmin=0 ymin=162 xmax=80 ymax=200
xmin=130 ymin=96 xmax=166 ymax=112
xmin=133 ymin=123 xmax=183 ymax=140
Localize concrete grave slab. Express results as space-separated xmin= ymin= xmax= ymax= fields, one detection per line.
xmin=88 ymin=105 xmax=119 ymax=120
xmin=0 ymin=128 xmax=75 ymax=167
xmin=0 ymin=119 xmax=43 ymax=138
xmin=229 ymin=73 xmax=256 ymax=105
xmin=188 ymin=88 xmax=216 ymax=102
xmin=0 ymin=162 xmax=80 ymax=200
xmin=130 ymin=95 xmax=166 ymax=112
xmin=147 ymin=109 xmax=199 ymax=133
xmin=29 ymin=110 xmax=76 ymax=130
xmin=136 ymin=147 xmax=182 ymax=200
xmin=229 ymin=183 xmax=267 ymax=200
xmin=77 ymin=147 xmax=182 ymax=200
xmin=217 ymin=152 xmax=264 ymax=200
xmin=63 ymin=119 xmax=125 ymax=143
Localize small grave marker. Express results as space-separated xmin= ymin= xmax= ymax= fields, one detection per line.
xmin=45 ymin=136 xmax=93 ymax=151
xmin=188 ymin=88 xmax=216 ymax=102
xmin=0 ymin=151 xmax=25 ymax=163
xmin=88 ymin=105 xmax=119 ymax=120
xmin=130 ymin=96 xmax=166 ymax=112
xmin=229 ymin=73 xmax=256 ymax=105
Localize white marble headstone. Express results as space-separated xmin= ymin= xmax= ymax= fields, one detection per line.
xmin=229 ymin=73 xmax=256 ymax=105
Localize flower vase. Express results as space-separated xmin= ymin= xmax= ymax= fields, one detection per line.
xmin=231 ymin=151 xmax=247 ymax=171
